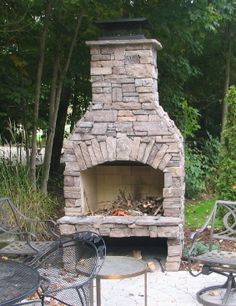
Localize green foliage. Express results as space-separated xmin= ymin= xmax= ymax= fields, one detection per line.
xmin=185 ymin=133 xmax=220 ymax=198
xmin=217 ymin=86 xmax=236 ymax=200
xmin=0 ymin=159 xmax=60 ymax=220
xmin=183 ymin=241 xmax=220 ymax=258
xmin=185 ymin=145 xmax=206 ymax=198
xmin=178 ymin=99 xmax=201 ymax=139
xmin=185 ymin=198 xmax=215 ymax=228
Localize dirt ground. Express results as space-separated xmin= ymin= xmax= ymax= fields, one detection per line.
xmin=180 ymin=227 xmax=236 ymax=271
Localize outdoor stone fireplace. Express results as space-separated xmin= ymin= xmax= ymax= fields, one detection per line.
xmin=58 ymin=22 xmax=185 ymax=271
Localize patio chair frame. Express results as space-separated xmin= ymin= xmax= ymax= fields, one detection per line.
xmin=188 ymin=200 xmax=236 ymax=305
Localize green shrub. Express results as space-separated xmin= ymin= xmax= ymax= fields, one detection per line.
xmin=0 ymin=159 xmax=60 ymax=220
xmin=217 ymin=86 xmax=236 ymax=200
xmin=185 ymin=145 xmax=206 ymax=198
xmin=183 ymin=241 xmax=220 ymax=258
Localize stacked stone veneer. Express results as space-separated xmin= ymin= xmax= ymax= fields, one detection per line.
xmin=58 ymin=39 xmax=185 ymax=271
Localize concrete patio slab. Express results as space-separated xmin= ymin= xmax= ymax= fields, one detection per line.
xmin=97 ymin=270 xmax=225 ymax=306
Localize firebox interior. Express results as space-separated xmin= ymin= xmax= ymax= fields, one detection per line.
xmin=80 ymin=162 xmax=164 ymax=214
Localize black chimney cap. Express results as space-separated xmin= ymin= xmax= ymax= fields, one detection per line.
xmin=94 ymin=17 xmax=151 ymax=40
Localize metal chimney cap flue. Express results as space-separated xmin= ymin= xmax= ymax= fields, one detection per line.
xmin=94 ymin=17 xmax=151 ymax=40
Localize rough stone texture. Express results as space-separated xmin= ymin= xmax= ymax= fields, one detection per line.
xmin=61 ymin=39 xmax=185 ymax=271
xmin=58 ymin=215 xmax=183 ymax=271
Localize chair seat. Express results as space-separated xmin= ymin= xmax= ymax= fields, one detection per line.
xmin=191 ymin=250 xmax=236 ymax=267
xmin=0 ymin=240 xmax=55 ymax=256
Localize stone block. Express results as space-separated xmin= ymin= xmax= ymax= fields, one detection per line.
xmin=126 ymin=64 xmax=155 ymax=78
xmin=93 ymin=110 xmax=117 ymax=122
xmin=136 ymin=115 xmax=149 ymax=121
xmin=106 ymin=137 xmax=116 ymax=161
xmin=92 ymin=93 xmax=112 ymax=104
xmin=137 ymin=142 xmax=146 ymax=161
xmin=122 ymin=83 xmax=135 ymax=92
xmin=133 ymin=122 xmax=169 ymax=136
xmin=112 ymin=66 xmax=125 ymax=75
xmin=98 ymin=228 xmax=111 ymax=236
xmin=151 ymin=144 xmax=168 ymax=169
xmin=165 ymin=261 xmax=180 ymax=271
xmin=164 ymin=172 xmax=173 ymax=188
xmin=59 ymin=224 xmax=76 ymax=235
xmin=91 ymin=54 xmax=111 ymax=61
xmin=122 ymin=96 xmax=139 ymax=103
xmin=91 ymin=123 xmax=108 ymax=135
xmin=63 ymin=154 xmax=76 ymax=162
xmin=87 ymin=145 xmax=97 ymax=166
xmin=92 ymin=81 xmax=111 ymax=88
xmin=101 ymin=47 xmax=114 ymax=55
xmin=135 ymin=78 xmax=154 ymax=87
xmin=158 ymin=153 xmax=172 ymax=170
xmin=73 ymin=144 xmax=87 ymax=170
xmin=156 ymin=226 xmax=179 ymax=238
xmin=140 ymin=56 xmax=153 ymax=64
xmin=168 ymin=244 xmax=182 ymax=256
xmin=116 ymin=136 xmax=132 ymax=160
xmin=131 ymin=228 xmax=150 ymax=236
xmin=91 ymin=138 xmax=104 ymax=163
xmin=64 ymin=198 xmax=77 ymax=207
xmin=136 ymin=86 xmax=153 ymax=93
xmin=142 ymin=139 xmax=155 ymax=163
xmin=64 ymin=190 xmax=81 ymax=199
xmin=139 ymin=93 xmax=158 ymax=103
xmin=64 ymin=207 xmax=82 ymax=215
xmin=64 ymin=176 xmax=74 ymax=186
xmin=114 ymin=47 xmax=125 ymax=60
xmin=100 ymin=141 xmax=108 ymax=161
xmin=79 ymin=142 xmax=92 ymax=168
xmin=163 ymin=187 xmax=184 ymax=198
xmin=112 ymin=87 xmax=123 ymax=101
xmin=91 ymin=67 xmax=112 ymax=75
xmin=124 ymin=54 xmax=140 ymax=64
xmin=130 ymin=137 xmax=141 ymax=160
xmin=112 ymin=102 xmax=140 ymax=110
xmin=118 ymin=116 xmax=136 ymax=122
xmin=110 ymin=228 xmax=131 ymax=237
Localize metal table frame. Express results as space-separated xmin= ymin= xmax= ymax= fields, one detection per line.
xmin=0 ymin=259 xmax=40 ymax=306
xmin=95 ymin=256 xmax=147 ymax=306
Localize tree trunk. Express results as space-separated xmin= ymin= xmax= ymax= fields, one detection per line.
xmin=30 ymin=0 xmax=51 ymax=186
xmin=221 ymin=23 xmax=232 ymax=136
xmin=40 ymin=11 xmax=84 ymax=194
xmin=49 ymin=86 xmax=71 ymax=177
xmin=40 ymin=56 xmax=60 ymax=194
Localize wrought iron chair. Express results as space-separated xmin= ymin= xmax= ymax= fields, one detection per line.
xmin=0 ymin=197 xmax=59 ymax=264
xmin=188 ymin=200 xmax=236 ymax=305
xmin=26 ymin=231 xmax=106 ymax=306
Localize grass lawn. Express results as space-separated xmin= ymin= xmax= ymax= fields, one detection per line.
xmin=185 ymin=197 xmax=216 ymax=228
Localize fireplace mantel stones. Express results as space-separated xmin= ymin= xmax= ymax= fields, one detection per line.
xmin=61 ymin=38 xmax=185 ymax=271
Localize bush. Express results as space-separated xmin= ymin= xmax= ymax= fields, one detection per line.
xmin=0 ymin=159 xmax=60 ymax=220
xmin=217 ymin=86 xmax=236 ymax=200
xmin=185 ymin=145 xmax=206 ymax=198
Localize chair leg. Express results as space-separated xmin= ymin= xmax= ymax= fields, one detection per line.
xmin=197 ymin=273 xmax=236 ymax=306
xmin=222 ymin=273 xmax=236 ymax=305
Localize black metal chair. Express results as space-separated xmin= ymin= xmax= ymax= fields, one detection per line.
xmin=0 ymin=197 xmax=59 ymax=264
xmin=188 ymin=200 xmax=236 ymax=306
xmin=26 ymin=231 xmax=106 ymax=306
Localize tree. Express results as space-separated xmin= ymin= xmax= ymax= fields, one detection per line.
xmin=217 ymin=86 xmax=236 ymax=200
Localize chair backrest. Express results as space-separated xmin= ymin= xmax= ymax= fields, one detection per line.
xmin=207 ymin=200 xmax=236 ymax=243
xmin=0 ymin=197 xmax=59 ymax=244
xmin=35 ymin=232 xmax=104 ymax=305
xmin=0 ymin=197 xmax=23 ymax=237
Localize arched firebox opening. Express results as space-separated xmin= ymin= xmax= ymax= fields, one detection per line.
xmin=80 ymin=161 xmax=164 ymax=216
